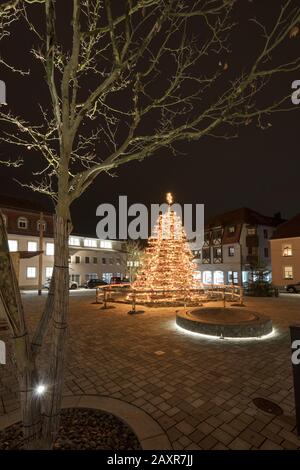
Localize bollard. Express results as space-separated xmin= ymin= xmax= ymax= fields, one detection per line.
xmin=240 ymin=286 xmax=244 ymax=306
xmin=103 ymin=289 xmax=108 ymax=309
xmin=290 ymin=325 xmax=300 ymax=436
xmin=132 ymin=291 xmax=136 ymax=313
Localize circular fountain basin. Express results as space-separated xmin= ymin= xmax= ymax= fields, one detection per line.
xmin=176 ymin=307 xmax=273 ymax=338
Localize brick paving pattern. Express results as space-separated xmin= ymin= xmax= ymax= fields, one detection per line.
xmin=1 ymin=292 xmax=300 ymax=450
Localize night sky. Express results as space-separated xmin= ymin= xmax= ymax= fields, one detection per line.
xmin=0 ymin=0 xmax=300 ymax=236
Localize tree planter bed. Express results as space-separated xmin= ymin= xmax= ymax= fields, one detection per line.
xmin=0 ymin=408 xmax=141 ymax=450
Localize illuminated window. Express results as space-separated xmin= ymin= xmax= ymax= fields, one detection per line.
xmin=100 ymin=240 xmax=112 ymax=249
xmin=28 ymin=241 xmax=38 ymax=252
xmin=8 ymin=240 xmax=18 ymax=252
xmin=203 ymin=271 xmax=212 ymax=284
xmin=69 ymin=237 xmax=80 ymax=246
xmin=27 ymin=267 xmax=36 ymax=279
xmin=228 ymin=271 xmax=239 ymax=284
xmin=102 ymin=272 xmax=113 ymax=283
xmin=284 ymin=266 xmax=293 ymax=279
xmin=84 ymin=238 xmax=97 ymax=248
xmin=45 ymin=266 xmax=53 ymax=278
xmin=214 ymin=271 xmax=224 ymax=285
xmin=228 ymin=246 xmax=235 ymax=257
xmin=46 ymin=242 xmax=54 ymax=256
xmin=18 ymin=217 xmax=28 ymax=229
xmin=282 ymin=244 xmax=292 ymax=257
xmin=228 ymin=225 xmax=235 ymax=234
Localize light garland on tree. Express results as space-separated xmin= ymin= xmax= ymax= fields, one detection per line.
xmin=132 ymin=193 xmax=198 ymax=303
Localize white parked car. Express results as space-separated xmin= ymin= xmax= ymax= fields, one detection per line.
xmin=44 ymin=277 xmax=78 ymax=290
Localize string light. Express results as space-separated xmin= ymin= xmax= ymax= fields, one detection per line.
xmin=132 ymin=193 xmax=197 ymax=303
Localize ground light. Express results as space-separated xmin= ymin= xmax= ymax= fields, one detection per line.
xmin=174 ymin=322 xmax=278 ymax=342
xmin=35 ymin=384 xmax=47 ymax=396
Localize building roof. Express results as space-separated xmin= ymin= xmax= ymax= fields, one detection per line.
xmin=0 ymin=194 xmax=53 ymax=215
xmin=271 ymin=213 xmax=300 ymax=240
xmin=205 ymin=207 xmax=283 ymax=229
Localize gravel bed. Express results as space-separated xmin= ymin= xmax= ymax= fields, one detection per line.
xmin=0 ymin=408 xmax=142 ymax=450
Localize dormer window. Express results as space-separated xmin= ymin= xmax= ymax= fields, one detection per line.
xmin=37 ymin=221 xmax=46 ymax=232
xmin=18 ymin=217 xmax=28 ymax=229
xmin=228 ymin=225 xmax=235 ymax=234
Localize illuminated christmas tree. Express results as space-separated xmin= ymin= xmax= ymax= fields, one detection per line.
xmin=133 ymin=193 xmax=196 ymax=302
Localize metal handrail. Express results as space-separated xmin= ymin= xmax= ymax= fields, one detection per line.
xmin=95 ymin=283 xmax=243 ymax=309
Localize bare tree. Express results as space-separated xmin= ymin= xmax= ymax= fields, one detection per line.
xmin=1 ymin=0 xmax=300 ymax=449
xmin=123 ymin=240 xmax=144 ymax=282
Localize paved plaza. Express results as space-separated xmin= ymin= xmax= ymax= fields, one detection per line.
xmin=1 ymin=291 xmax=300 ymax=450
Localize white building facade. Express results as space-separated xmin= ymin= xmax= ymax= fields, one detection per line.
xmin=0 ymin=197 xmax=127 ymax=289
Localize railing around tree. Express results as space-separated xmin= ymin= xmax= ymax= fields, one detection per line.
xmin=95 ymin=283 xmax=244 ymax=310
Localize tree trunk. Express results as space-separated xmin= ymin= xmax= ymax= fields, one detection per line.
xmin=42 ymin=213 xmax=70 ymax=448
xmin=0 ymin=212 xmax=42 ymax=448
xmin=16 ymin=340 xmax=42 ymax=449
xmin=31 ymin=272 xmax=55 ymax=357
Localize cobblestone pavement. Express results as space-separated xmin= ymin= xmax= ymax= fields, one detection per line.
xmin=1 ymin=291 xmax=300 ymax=450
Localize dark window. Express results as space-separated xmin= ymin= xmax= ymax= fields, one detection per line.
xmin=264 ymin=247 xmax=269 ymax=257
xmin=248 ymin=247 xmax=252 ymax=255
xmin=85 ymin=257 xmax=90 ymax=264
xmin=263 ymin=229 xmax=268 ymax=239
xmin=75 ymin=256 xmax=80 ymax=264
xmin=202 ymin=247 xmax=211 ymax=263
xmin=93 ymin=257 xmax=97 ymax=264
xmin=228 ymin=246 xmax=235 ymax=257
xmin=102 ymin=257 xmax=106 ymax=264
